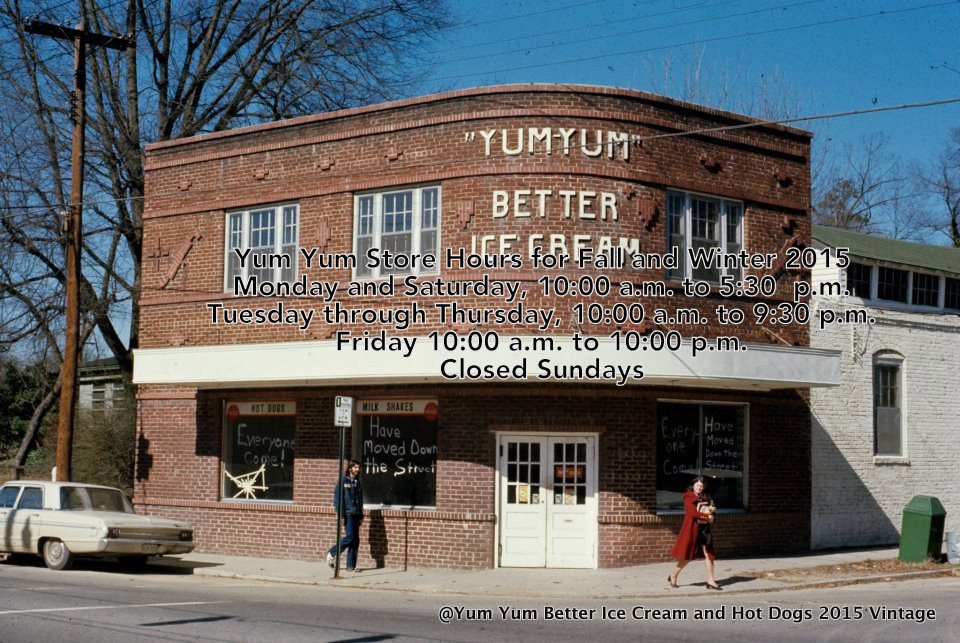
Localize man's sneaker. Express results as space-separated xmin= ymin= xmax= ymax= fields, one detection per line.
xmin=345 ymin=567 xmax=358 ymax=572
xmin=326 ymin=552 xmax=334 ymax=568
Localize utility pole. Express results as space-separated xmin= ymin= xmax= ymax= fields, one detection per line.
xmin=23 ymin=18 xmax=134 ymax=481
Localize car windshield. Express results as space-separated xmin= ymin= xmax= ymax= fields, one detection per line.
xmin=60 ymin=486 xmax=134 ymax=513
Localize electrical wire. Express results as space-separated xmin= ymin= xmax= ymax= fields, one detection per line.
xmin=2 ymin=94 xmax=959 ymax=218
xmin=429 ymin=0 xmax=959 ymax=82
xmin=432 ymin=0 xmax=833 ymax=66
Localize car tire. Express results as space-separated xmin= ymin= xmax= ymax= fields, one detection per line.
xmin=42 ymin=539 xmax=75 ymax=570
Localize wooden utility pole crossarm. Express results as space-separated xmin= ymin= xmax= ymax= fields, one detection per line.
xmin=22 ymin=18 xmax=133 ymax=481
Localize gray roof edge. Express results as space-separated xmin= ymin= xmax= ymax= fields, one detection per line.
xmin=812 ymin=225 xmax=960 ymax=275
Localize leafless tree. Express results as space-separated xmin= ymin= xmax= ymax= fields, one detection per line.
xmin=914 ymin=127 xmax=960 ymax=247
xmin=0 ymin=0 xmax=450 ymax=463
xmin=811 ymin=132 xmax=923 ymax=239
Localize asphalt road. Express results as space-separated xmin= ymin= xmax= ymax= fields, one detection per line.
xmin=0 ymin=558 xmax=956 ymax=642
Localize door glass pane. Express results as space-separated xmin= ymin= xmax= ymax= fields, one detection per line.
xmin=553 ymin=440 xmax=588 ymax=505
xmin=506 ymin=441 xmax=540 ymax=505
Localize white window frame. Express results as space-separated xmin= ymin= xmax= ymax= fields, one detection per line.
xmin=353 ymin=185 xmax=440 ymax=279
xmin=872 ymin=354 xmax=905 ymax=460
xmin=223 ymin=203 xmax=299 ymax=292
xmin=843 ymin=259 xmax=956 ymax=313
xmin=666 ymin=190 xmax=743 ymax=282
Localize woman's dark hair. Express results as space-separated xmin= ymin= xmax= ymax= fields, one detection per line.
xmin=686 ymin=475 xmax=709 ymax=493
xmin=345 ymin=460 xmax=361 ymax=474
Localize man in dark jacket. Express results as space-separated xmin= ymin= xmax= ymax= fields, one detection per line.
xmin=327 ymin=460 xmax=363 ymax=571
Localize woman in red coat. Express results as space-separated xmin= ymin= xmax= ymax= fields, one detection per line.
xmin=668 ymin=476 xmax=720 ymax=590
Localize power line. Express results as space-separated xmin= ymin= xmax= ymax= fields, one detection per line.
xmin=3 ymin=93 xmax=959 ymax=218
xmin=429 ymin=0 xmax=958 ymax=82
xmin=433 ymin=0 xmax=831 ymax=66
xmin=424 ymin=0 xmax=748 ymax=56
xmin=450 ymin=0 xmax=616 ymax=32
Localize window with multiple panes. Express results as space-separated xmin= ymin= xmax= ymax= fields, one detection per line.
xmin=666 ymin=191 xmax=742 ymax=282
xmin=91 ymin=382 xmax=107 ymax=409
xmin=656 ymin=402 xmax=746 ymax=511
xmin=946 ymin=277 xmax=960 ymax=311
xmin=873 ymin=358 xmax=903 ymax=456
xmin=224 ymin=204 xmax=299 ymax=291
xmin=222 ymin=401 xmax=295 ymax=502
xmin=841 ymin=259 xmax=959 ymax=311
xmin=876 ymin=266 xmax=908 ymax=303
xmin=553 ymin=442 xmax=587 ymax=506
xmin=911 ymin=272 xmax=940 ymax=307
xmin=846 ymin=262 xmax=872 ymax=298
xmin=354 ymin=186 xmax=440 ymax=279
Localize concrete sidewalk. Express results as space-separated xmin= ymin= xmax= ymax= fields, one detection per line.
xmin=149 ymin=547 xmax=957 ymax=598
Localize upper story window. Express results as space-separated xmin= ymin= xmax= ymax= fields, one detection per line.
xmin=946 ymin=277 xmax=960 ymax=312
xmin=91 ymin=382 xmax=107 ymax=409
xmin=224 ymin=204 xmax=299 ymax=291
xmin=843 ymin=260 xmax=957 ymax=312
xmin=666 ymin=191 xmax=743 ymax=282
xmin=911 ymin=272 xmax=940 ymax=307
xmin=877 ymin=266 xmax=908 ymax=303
xmin=354 ymin=186 xmax=440 ymax=279
xmin=846 ymin=262 xmax=872 ymax=298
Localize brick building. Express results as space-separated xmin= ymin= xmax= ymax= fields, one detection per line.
xmin=810 ymin=226 xmax=960 ymax=549
xmin=133 ymin=85 xmax=838 ymax=569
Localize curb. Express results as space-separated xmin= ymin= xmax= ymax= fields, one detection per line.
xmin=165 ymin=564 xmax=957 ymax=598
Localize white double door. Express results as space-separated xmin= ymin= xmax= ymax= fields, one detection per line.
xmin=497 ymin=434 xmax=598 ymax=568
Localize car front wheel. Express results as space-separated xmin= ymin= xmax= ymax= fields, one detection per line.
xmin=43 ymin=539 xmax=74 ymax=570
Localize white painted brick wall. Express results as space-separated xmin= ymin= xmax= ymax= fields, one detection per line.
xmin=810 ymin=296 xmax=960 ymax=550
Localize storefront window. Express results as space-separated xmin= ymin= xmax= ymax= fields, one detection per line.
xmin=222 ymin=401 xmax=295 ymax=502
xmin=356 ymin=398 xmax=438 ymax=508
xmin=656 ymin=402 xmax=746 ymax=511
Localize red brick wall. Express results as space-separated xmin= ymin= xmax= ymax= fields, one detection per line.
xmin=137 ymin=85 xmax=814 ymax=569
xmin=135 ymin=383 xmax=809 ymax=568
xmin=140 ymin=85 xmax=811 ymax=350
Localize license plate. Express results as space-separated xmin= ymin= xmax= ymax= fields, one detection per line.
xmin=141 ymin=544 xmax=159 ymax=554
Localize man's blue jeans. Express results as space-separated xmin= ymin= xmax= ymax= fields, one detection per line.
xmin=329 ymin=513 xmax=361 ymax=569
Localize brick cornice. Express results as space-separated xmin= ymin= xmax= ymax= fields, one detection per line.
xmin=145 ymin=106 xmax=807 ymax=174
xmin=145 ymin=84 xmax=811 ymax=155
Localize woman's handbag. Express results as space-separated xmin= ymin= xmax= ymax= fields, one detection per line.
xmin=697 ymin=522 xmax=712 ymax=546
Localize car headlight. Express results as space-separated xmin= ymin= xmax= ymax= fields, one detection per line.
xmin=179 ymin=530 xmax=193 ymax=541
xmin=106 ymin=528 xmax=121 ymax=539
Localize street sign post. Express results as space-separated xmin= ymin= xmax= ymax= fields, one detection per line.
xmin=333 ymin=397 xmax=353 ymax=578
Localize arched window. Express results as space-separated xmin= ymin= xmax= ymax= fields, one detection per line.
xmin=873 ymin=352 xmax=904 ymax=456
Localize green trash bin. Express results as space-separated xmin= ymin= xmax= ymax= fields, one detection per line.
xmin=899 ymin=496 xmax=946 ymax=563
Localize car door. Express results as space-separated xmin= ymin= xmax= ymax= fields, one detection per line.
xmin=0 ymin=485 xmax=22 ymax=552
xmin=8 ymin=486 xmax=44 ymax=553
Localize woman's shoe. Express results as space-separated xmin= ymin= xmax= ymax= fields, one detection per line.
xmin=706 ymin=582 xmax=722 ymax=591
xmin=667 ymin=575 xmax=678 ymax=588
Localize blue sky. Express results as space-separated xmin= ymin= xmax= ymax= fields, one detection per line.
xmin=424 ymin=0 xmax=960 ymax=167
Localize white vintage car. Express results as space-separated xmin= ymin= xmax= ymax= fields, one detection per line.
xmin=0 ymin=480 xmax=194 ymax=570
